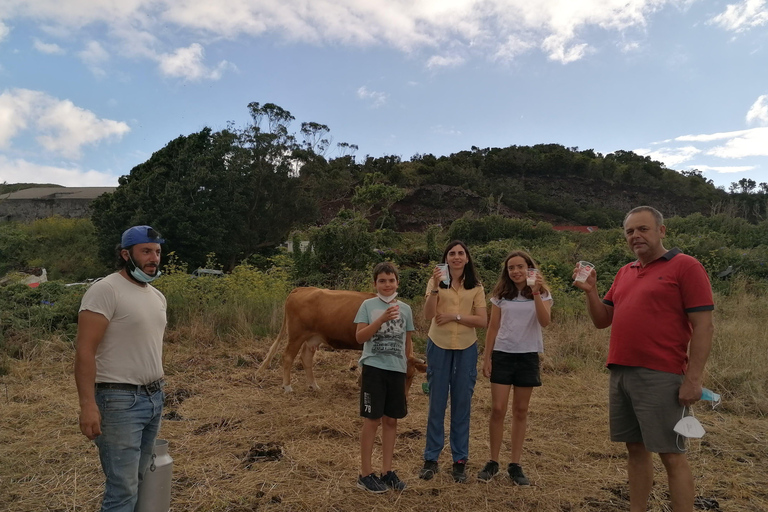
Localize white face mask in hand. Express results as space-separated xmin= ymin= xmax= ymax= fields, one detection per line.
xmin=674 ymin=408 xmax=705 ymax=439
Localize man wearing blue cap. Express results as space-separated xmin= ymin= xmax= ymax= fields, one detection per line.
xmin=75 ymin=225 xmax=168 ymax=512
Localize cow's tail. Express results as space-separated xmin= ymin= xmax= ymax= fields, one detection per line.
xmin=255 ymin=305 xmax=289 ymax=377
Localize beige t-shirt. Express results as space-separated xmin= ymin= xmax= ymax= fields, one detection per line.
xmin=79 ymin=272 xmax=167 ymax=385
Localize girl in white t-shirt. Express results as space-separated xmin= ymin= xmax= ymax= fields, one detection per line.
xmin=477 ymin=250 xmax=553 ymax=485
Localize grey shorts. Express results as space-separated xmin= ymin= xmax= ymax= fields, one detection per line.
xmin=609 ymin=365 xmax=686 ymax=454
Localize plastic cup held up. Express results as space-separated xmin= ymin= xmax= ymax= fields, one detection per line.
xmin=436 ymin=263 xmax=450 ymax=285
xmin=575 ymin=261 xmax=595 ymax=283
xmin=526 ymin=268 xmax=538 ymax=287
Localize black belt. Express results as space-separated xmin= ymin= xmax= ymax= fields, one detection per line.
xmin=95 ymin=379 xmax=165 ymax=394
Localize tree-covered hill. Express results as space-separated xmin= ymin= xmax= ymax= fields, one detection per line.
xmin=20 ymin=102 xmax=763 ymax=270
xmin=309 ymin=144 xmax=728 ymax=230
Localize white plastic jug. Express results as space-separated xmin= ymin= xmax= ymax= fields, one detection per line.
xmin=136 ymin=439 xmax=173 ymax=512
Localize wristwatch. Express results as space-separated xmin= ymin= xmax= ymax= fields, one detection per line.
xmin=456 ymin=314 xmax=461 ymax=322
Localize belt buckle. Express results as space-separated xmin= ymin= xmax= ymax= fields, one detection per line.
xmin=146 ymin=379 xmax=163 ymax=393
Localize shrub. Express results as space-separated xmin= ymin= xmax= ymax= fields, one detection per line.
xmin=0 ymin=281 xmax=85 ymax=359
xmin=154 ymin=260 xmax=291 ymax=338
xmin=448 ymin=214 xmax=559 ymax=245
xmin=294 ymin=209 xmax=375 ymax=284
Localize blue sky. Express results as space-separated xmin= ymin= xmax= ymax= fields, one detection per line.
xmin=1 ymin=0 xmax=767 ymax=190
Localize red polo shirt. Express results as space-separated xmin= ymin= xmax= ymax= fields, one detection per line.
xmin=603 ymin=249 xmax=714 ymax=375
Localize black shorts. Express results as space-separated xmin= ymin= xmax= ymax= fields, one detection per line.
xmin=490 ymin=351 xmax=542 ymax=387
xmin=360 ymin=364 xmax=407 ymax=419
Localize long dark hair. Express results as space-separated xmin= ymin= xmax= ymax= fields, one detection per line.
xmin=440 ymin=240 xmax=481 ymax=290
xmin=491 ymin=250 xmax=550 ymax=300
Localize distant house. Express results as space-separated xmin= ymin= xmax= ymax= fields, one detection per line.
xmin=552 ymin=225 xmax=599 ymax=233
xmin=283 ymin=240 xmax=311 ymax=253
xmin=0 ymin=187 xmax=115 ymax=223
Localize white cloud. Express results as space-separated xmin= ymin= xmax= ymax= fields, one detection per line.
xmin=706 ymin=127 xmax=768 ymax=158
xmin=619 ymin=41 xmax=641 ymax=53
xmin=746 ymin=94 xmax=768 ymax=125
xmin=494 ymin=35 xmax=535 ymax=61
xmin=543 ymin=35 xmax=590 ymax=63
xmin=674 ymin=129 xmax=752 ymax=142
xmin=652 ymin=127 xmax=768 ymax=162
xmin=426 ymin=54 xmax=465 ymax=69
xmin=357 ymin=86 xmax=387 ymax=108
xmin=431 ymin=125 xmax=462 ymax=136
xmin=710 ymin=0 xmax=768 ymax=33
xmin=0 ymin=155 xmax=118 ymax=186
xmin=635 ymin=145 xmax=702 ymax=167
xmin=0 ymin=21 xmax=9 ymax=43
xmin=157 ymin=43 xmax=233 ymax=81
xmin=654 ymin=97 xmax=768 ymax=165
xmin=0 ymin=0 xmax=693 ymax=67
xmin=0 ymin=88 xmax=130 ymax=159
xmin=691 ymin=164 xmax=756 ymax=174
xmin=78 ymin=40 xmax=109 ymax=76
xmin=33 ymin=38 xmax=64 ymax=54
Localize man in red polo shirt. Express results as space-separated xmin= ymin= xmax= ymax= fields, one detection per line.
xmin=573 ymin=206 xmax=714 ymax=512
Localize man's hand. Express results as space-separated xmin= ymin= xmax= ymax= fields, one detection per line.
xmin=74 ymin=310 xmax=109 ymax=441
xmin=572 ymin=265 xmax=597 ymax=292
xmin=678 ymin=377 xmax=702 ymax=407
xmin=79 ymin=403 xmax=102 ymax=440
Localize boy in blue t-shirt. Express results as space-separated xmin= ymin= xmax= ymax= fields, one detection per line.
xmin=354 ymin=262 xmax=415 ymax=493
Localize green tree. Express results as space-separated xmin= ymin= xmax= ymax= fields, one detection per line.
xmin=351 ymin=172 xmax=407 ymax=228
xmin=730 ymin=178 xmax=757 ymax=194
xmin=298 ymin=209 xmax=374 ymax=281
xmin=91 ymin=103 xmax=319 ymax=270
xmin=0 ymin=224 xmax=29 ymax=275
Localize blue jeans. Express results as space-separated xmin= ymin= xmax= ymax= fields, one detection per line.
xmin=94 ymin=387 xmax=164 ymax=512
xmin=423 ymin=339 xmax=478 ymax=463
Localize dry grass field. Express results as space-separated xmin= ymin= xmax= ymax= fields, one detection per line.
xmin=2 ymin=293 xmax=767 ymax=512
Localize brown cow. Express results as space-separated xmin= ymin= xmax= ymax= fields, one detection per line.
xmin=255 ymin=287 xmax=426 ymax=393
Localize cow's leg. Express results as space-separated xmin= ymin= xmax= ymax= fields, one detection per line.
xmin=301 ymin=335 xmax=324 ymax=391
xmin=282 ymin=333 xmax=311 ymax=393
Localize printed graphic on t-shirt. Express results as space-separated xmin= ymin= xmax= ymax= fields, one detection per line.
xmin=370 ymin=316 xmax=405 ymax=359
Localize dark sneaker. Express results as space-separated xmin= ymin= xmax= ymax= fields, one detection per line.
xmin=508 ymin=463 xmax=530 ymax=486
xmin=452 ymin=459 xmax=467 ymax=483
xmin=419 ymin=460 xmax=438 ymax=480
xmin=477 ymin=460 xmax=499 ymax=482
xmin=381 ymin=470 xmax=406 ymax=491
xmin=357 ymin=473 xmax=387 ymax=493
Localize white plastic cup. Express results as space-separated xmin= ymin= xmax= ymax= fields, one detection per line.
xmin=392 ymin=303 xmax=400 ymax=320
xmin=526 ymin=268 xmax=538 ymax=286
xmin=575 ymin=261 xmax=595 ymax=283
xmin=436 ymin=263 xmax=450 ymax=285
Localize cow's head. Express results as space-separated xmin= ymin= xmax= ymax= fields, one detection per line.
xmin=405 ymin=356 xmax=428 ymax=396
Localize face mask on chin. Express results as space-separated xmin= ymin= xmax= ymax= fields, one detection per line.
xmin=127 ymin=255 xmax=161 ymax=283
xmin=377 ymin=292 xmax=397 ymax=303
